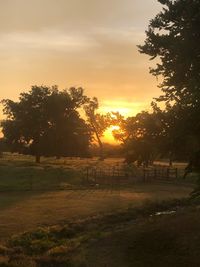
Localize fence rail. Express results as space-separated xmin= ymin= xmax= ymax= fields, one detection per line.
xmin=83 ymin=165 xmax=179 ymax=185
xmin=143 ymin=167 xmax=178 ymax=181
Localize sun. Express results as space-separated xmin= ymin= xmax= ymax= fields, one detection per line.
xmin=99 ymin=100 xmax=139 ymax=144
xmin=103 ymin=125 xmax=120 ymax=144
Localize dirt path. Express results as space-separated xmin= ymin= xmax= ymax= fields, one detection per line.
xmin=0 ymin=183 xmax=193 ymax=240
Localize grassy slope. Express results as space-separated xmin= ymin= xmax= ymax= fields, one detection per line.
xmin=84 ymin=206 xmax=200 ymax=267
xmin=0 ymin=154 xmax=198 ymax=266
xmin=0 ymin=153 xmax=193 ymax=241
xmin=0 ymin=154 xmax=84 ymax=192
xmin=0 ymin=184 xmax=192 ymax=241
xmin=0 ymin=153 xmax=194 ymax=192
xmin=1 ymin=199 xmax=200 ymax=267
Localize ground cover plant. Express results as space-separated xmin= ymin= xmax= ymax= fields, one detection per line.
xmin=0 ymin=198 xmax=200 ymax=267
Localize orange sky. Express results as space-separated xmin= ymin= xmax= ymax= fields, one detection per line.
xmin=0 ymin=0 xmax=163 ymax=141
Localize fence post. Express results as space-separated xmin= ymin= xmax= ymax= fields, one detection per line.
xmin=167 ymin=168 xmax=169 ymax=179
xmin=175 ymin=168 xmax=178 ymax=179
xmin=29 ymin=174 xmax=33 ymax=191
xmin=86 ymin=167 xmax=89 ymax=183
xmin=143 ymin=168 xmax=146 ymax=182
xmin=112 ymin=166 xmax=115 ymax=185
xmin=154 ymin=168 xmax=157 ymax=179
xmin=94 ymin=168 xmax=97 ymax=184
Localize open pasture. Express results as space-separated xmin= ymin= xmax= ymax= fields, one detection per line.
xmin=0 ymin=153 xmax=126 ymax=191
xmin=0 ymin=153 xmax=193 ymax=192
xmin=0 ymin=153 xmax=194 ymax=240
xmin=0 ymin=184 xmax=192 ymax=241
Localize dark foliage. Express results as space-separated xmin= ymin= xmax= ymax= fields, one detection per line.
xmin=1 ymin=86 xmax=91 ymax=162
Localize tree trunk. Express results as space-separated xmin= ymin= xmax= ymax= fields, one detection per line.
xmin=35 ymin=154 xmax=41 ymax=163
xmin=91 ymin=120 xmax=104 ymax=160
xmin=95 ymin=131 xmax=104 ymax=160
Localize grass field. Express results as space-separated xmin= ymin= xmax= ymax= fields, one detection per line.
xmin=0 ymin=153 xmax=197 ymax=266
xmin=0 ymin=153 xmax=194 ymax=192
xmin=1 ymin=199 xmax=200 ymax=267
xmin=83 ymin=204 xmax=200 ymax=267
xmin=0 ymin=153 xmax=194 ymax=241
xmin=0 ymin=184 xmax=192 ymax=241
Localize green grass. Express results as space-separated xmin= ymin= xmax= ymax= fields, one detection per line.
xmin=0 ymin=153 xmax=86 ymax=191
xmin=0 ymin=184 xmax=192 ymax=241
xmin=0 ymin=165 xmax=80 ymax=191
xmin=0 ymin=198 xmax=200 ymax=267
xmin=0 ymin=153 xmax=193 ymax=242
xmin=83 ymin=204 xmax=200 ymax=267
xmin=0 ymin=153 xmax=195 ymax=192
xmin=0 ymin=153 xmax=197 ymax=266
xmin=0 ymin=153 xmax=126 ymax=191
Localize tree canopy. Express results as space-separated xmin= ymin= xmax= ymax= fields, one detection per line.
xmin=1 ymin=86 xmax=91 ymax=162
xmin=138 ymin=0 xmax=200 ymax=107
xmin=137 ymin=0 xmax=200 ymax=162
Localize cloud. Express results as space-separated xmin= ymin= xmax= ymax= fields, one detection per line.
xmin=0 ymin=31 xmax=98 ymax=53
xmin=0 ymin=0 xmax=162 ymax=116
xmin=0 ymin=0 xmax=162 ymax=33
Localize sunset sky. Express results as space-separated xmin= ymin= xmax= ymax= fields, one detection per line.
xmin=0 ymin=0 xmax=163 ymax=120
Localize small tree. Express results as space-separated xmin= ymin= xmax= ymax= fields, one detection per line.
xmin=84 ymin=97 xmax=111 ymax=159
xmin=112 ymin=111 xmax=163 ymax=166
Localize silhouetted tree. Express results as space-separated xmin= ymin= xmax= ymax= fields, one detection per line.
xmin=138 ymin=0 xmax=200 ymax=107
xmin=138 ymin=0 xmax=200 ymax=163
xmin=44 ymin=87 xmax=90 ymax=158
xmin=2 ymin=86 xmax=51 ymax=162
xmin=84 ymin=97 xmax=111 ymax=159
xmin=112 ymin=111 xmax=163 ymax=166
xmin=1 ymin=86 xmax=91 ymax=162
xmin=0 ymin=138 xmax=5 ymax=157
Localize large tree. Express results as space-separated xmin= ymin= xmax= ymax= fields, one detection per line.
xmin=1 ymin=86 xmax=91 ymax=162
xmin=138 ymin=0 xmax=200 ymax=106
xmin=138 ymin=0 xmax=200 ymax=160
xmin=2 ymin=86 xmax=51 ymax=162
xmin=43 ymin=87 xmax=90 ymax=158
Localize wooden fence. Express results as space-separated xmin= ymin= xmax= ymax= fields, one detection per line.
xmin=143 ymin=167 xmax=178 ymax=181
xmin=83 ymin=165 xmax=179 ymax=185
xmin=83 ymin=165 xmax=132 ymax=185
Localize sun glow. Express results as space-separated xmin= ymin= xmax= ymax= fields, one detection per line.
xmin=99 ymin=101 xmax=140 ymax=144
xmin=99 ymin=100 xmax=145 ymax=118
xmin=103 ymin=125 xmax=120 ymax=144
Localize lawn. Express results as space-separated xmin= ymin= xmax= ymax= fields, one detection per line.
xmin=83 ymin=204 xmax=200 ymax=267
xmin=0 ymin=153 xmax=197 ymax=266
xmin=0 ymin=153 xmax=86 ymax=191
xmin=0 ymin=199 xmax=200 ymax=267
xmin=0 ymin=184 xmax=192 ymax=241
xmin=0 ymin=153 xmax=194 ymax=192
xmin=0 ymin=153 xmax=194 ymax=241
